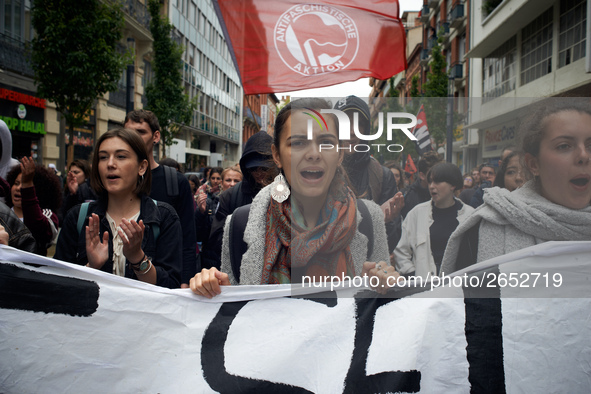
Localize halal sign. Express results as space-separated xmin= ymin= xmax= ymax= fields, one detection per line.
xmin=274 ymin=4 xmax=359 ymax=76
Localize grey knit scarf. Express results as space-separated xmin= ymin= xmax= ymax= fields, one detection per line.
xmin=441 ymin=180 xmax=591 ymax=274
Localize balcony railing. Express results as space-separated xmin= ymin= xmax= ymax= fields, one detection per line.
xmin=438 ymin=21 xmax=450 ymax=36
xmin=0 ymin=33 xmax=34 ymax=77
xmin=420 ymin=5 xmax=430 ymax=22
xmin=428 ymin=36 xmax=438 ymax=51
xmin=450 ymin=63 xmax=463 ymax=79
xmin=121 ymin=0 xmax=151 ymax=31
xmin=450 ymin=4 xmax=465 ymax=29
xmin=420 ymin=48 xmax=430 ymax=65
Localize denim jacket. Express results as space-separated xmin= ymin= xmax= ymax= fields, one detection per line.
xmin=54 ymin=194 xmax=182 ymax=288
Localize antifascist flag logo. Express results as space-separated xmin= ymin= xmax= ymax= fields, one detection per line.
xmin=274 ymin=4 xmax=359 ymax=76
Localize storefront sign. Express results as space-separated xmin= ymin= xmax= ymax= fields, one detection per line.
xmin=0 ymin=87 xmax=46 ymax=135
xmin=482 ymin=119 xmax=517 ymax=158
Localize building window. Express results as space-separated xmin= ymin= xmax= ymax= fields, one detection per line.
xmin=483 ymin=36 xmax=516 ymax=101
xmin=559 ymin=0 xmax=586 ymax=67
xmin=520 ymin=7 xmax=553 ymax=86
xmin=2 ymin=0 xmax=33 ymax=42
xmin=143 ymin=60 xmax=153 ymax=87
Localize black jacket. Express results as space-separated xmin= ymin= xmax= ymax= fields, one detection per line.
xmin=54 ymin=195 xmax=182 ymax=288
xmin=208 ymin=131 xmax=273 ymax=268
xmin=0 ymin=201 xmax=37 ymax=253
xmin=60 ymin=180 xmax=97 ymax=225
xmin=150 ymin=165 xmax=197 ymax=285
xmin=195 ymin=189 xmax=220 ymax=270
xmin=469 ymin=180 xmax=492 ymax=209
xmin=401 ymin=178 xmax=431 ymax=219
xmin=344 ymin=153 xmax=401 ymax=251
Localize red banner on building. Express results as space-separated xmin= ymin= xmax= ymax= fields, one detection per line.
xmin=213 ymin=1 xmax=407 ymax=94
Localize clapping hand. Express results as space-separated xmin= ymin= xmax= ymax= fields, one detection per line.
xmin=197 ymin=191 xmax=207 ymax=214
xmin=85 ymin=213 xmax=109 ymax=269
xmin=119 ymin=218 xmax=145 ymax=264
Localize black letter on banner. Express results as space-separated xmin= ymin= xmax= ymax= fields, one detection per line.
xmin=343 ymin=295 xmax=421 ymax=393
xmin=0 ymin=263 xmax=99 ymax=316
xmin=463 ymin=266 xmax=506 ymax=393
xmin=201 ymin=301 xmax=314 ymax=393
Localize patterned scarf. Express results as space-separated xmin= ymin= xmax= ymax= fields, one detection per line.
xmin=261 ymin=175 xmax=358 ymax=284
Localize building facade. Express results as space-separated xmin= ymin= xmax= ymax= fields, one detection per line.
xmin=1 ymin=0 xmax=244 ymax=172
xmin=168 ymin=0 xmax=243 ymax=169
xmin=465 ymin=0 xmax=590 ymax=170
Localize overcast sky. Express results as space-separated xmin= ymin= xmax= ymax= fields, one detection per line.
xmin=279 ymin=0 xmax=424 ymax=99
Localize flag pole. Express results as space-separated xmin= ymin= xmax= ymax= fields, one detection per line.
xmin=446 ymin=76 xmax=454 ymax=163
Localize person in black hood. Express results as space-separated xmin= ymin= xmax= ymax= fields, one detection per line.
xmin=207 ymin=131 xmax=274 ymax=269
xmin=333 ymin=96 xmax=403 ymax=251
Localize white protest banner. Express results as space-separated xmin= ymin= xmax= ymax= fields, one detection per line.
xmin=1 ymin=242 xmax=591 ymax=393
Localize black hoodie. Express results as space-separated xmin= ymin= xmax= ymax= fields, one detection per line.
xmin=205 ymin=131 xmax=273 ymax=269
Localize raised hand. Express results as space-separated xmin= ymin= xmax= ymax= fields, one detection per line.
xmin=85 ymin=213 xmax=109 ymax=269
xmin=20 ymin=157 xmax=36 ymax=187
xmin=197 ymin=191 xmax=207 ymax=214
xmin=67 ymin=171 xmax=79 ymax=194
xmin=118 ymin=218 xmax=145 ymax=264
xmin=381 ymin=192 xmax=405 ymax=223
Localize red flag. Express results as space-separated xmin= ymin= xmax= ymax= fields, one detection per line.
xmin=411 ymin=105 xmax=433 ymax=156
xmin=405 ymin=154 xmax=417 ymax=174
xmin=213 ymin=1 xmax=407 ymax=94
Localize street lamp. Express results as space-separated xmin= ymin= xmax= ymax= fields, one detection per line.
xmin=126 ymin=37 xmax=135 ymax=115
xmin=446 ymin=75 xmax=455 ymax=163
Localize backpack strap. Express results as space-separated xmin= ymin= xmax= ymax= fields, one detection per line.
xmin=356 ymin=199 xmax=374 ymax=260
xmin=162 ymin=165 xmax=179 ymax=197
xmin=77 ymin=200 xmax=160 ymax=241
xmin=77 ymin=202 xmax=90 ymax=235
xmin=151 ymin=199 xmax=160 ymax=242
xmin=229 ymin=203 xmax=251 ymax=283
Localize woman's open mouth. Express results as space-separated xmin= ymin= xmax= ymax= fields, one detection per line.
xmin=300 ymin=170 xmax=324 ymax=180
xmin=569 ymin=175 xmax=590 ymax=190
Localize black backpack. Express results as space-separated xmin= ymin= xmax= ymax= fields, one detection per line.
xmin=229 ymin=199 xmax=374 ymax=283
xmin=162 ymin=165 xmax=179 ymax=197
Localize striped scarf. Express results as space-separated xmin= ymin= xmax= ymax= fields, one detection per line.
xmin=262 ymin=176 xmax=358 ymax=284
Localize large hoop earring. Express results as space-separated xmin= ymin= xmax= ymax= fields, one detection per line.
xmin=270 ymin=172 xmax=290 ymax=203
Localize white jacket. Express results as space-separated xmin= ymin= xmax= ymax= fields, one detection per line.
xmin=394 ymin=199 xmax=473 ymax=279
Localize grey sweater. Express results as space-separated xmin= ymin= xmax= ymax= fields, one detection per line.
xmin=221 ymin=185 xmax=390 ymax=285
xmin=441 ymin=181 xmax=591 ymax=274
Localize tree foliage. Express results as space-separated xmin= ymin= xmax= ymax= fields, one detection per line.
xmin=145 ymin=0 xmax=195 ymax=149
xmin=414 ymin=35 xmax=449 ymax=147
xmin=31 ymin=0 xmax=128 ymax=130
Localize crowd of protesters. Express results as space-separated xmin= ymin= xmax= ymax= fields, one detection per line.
xmin=0 ymin=97 xmax=590 ymax=293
